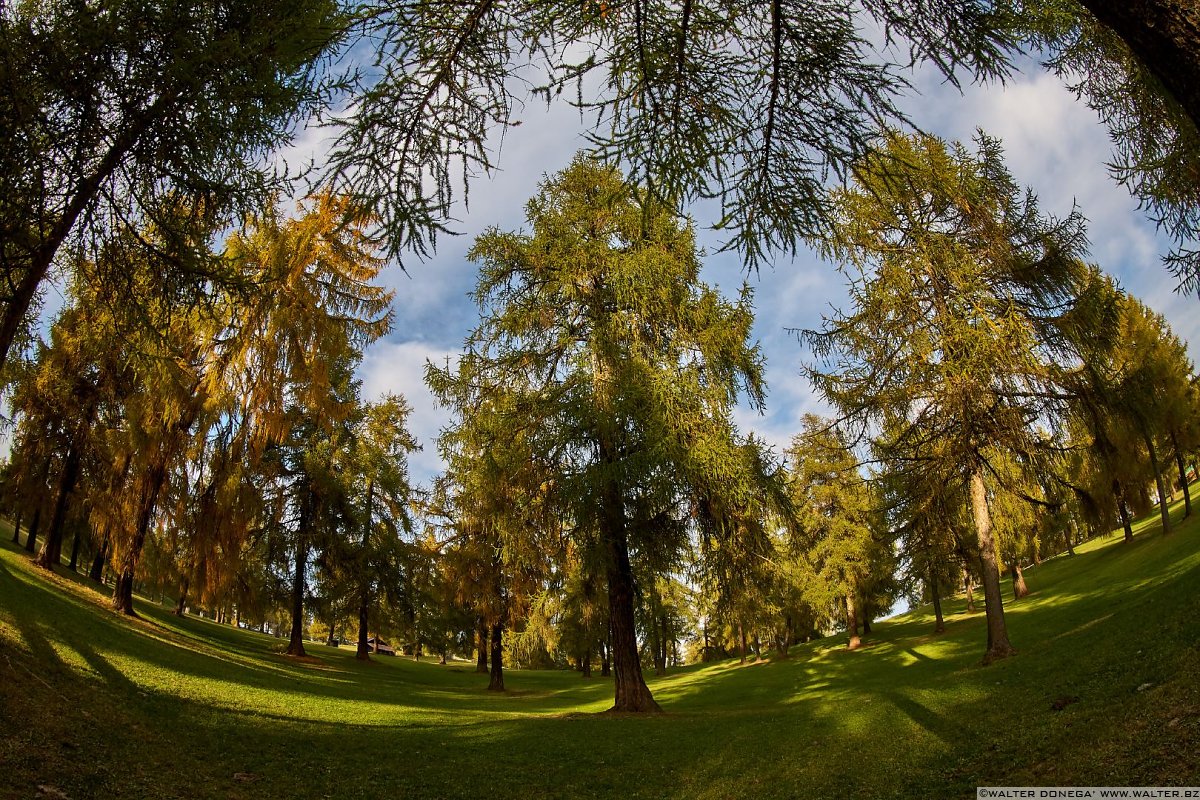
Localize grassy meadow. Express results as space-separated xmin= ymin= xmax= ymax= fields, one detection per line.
xmin=1 ymin=499 xmax=1198 ymax=799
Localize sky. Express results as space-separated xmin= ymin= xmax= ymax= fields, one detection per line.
xmin=312 ymin=57 xmax=1199 ymax=487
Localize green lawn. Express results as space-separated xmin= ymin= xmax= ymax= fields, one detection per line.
xmin=1 ymin=499 xmax=1198 ymax=800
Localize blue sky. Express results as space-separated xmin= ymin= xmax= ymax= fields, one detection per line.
xmin=299 ymin=58 xmax=1199 ymax=486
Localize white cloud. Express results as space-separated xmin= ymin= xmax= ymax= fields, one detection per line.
xmin=359 ymin=339 xmax=461 ymax=484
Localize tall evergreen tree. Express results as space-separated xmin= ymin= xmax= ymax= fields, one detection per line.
xmin=808 ymin=132 xmax=1102 ymax=663
xmin=428 ymin=156 xmax=765 ymax=711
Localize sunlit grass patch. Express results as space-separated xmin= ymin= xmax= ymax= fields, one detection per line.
xmin=0 ymin=501 xmax=1197 ymax=799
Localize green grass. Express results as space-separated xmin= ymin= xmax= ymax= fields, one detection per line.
xmin=1 ymin=497 xmax=1198 ymax=800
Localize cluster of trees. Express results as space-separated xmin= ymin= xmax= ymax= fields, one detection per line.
xmin=2 ymin=0 xmax=1199 ymax=716
xmin=2 ymin=195 xmax=424 ymax=664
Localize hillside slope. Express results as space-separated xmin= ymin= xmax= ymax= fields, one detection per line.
xmin=1 ymin=503 xmax=1197 ymax=799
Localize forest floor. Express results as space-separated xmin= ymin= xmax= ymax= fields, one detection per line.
xmin=0 ymin=498 xmax=1198 ymax=800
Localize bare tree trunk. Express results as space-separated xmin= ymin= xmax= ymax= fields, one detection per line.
xmin=581 ymin=645 xmax=592 ymax=678
xmin=10 ymin=510 xmax=21 ymax=544
xmin=356 ymin=583 xmax=371 ymax=661
xmin=67 ymin=525 xmax=82 ymax=572
xmin=930 ymin=567 xmax=945 ymax=634
xmin=113 ymin=451 xmax=174 ymax=616
xmin=1171 ymin=428 xmax=1192 ymax=519
xmin=89 ymin=530 xmax=110 ymax=583
xmin=1116 ymin=483 xmax=1135 ymax=541
xmin=1137 ymin=417 xmax=1172 ymax=533
xmin=487 ymin=621 xmax=504 ymax=691
xmin=475 ymin=621 xmax=488 ymax=673
xmin=24 ymin=505 xmax=41 ymax=554
xmin=36 ymin=444 xmax=83 ymax=571
xmin=845 ymin=594 xmax=861 ymax=650
xmin=969 ymin=468 xmax=1015 ymax=663
xmin=286 ymin=494 xmax=310 ymax=657
xmin=600 ymin=636 xmax=611 ymax=677
xmin=175 ymin=576 xmax=190 ymax=616
xmin=599 ymin=468 xmax=659 ymax=711
xmin=738 ymin=620 xmax=747 ymax=663
xmin=963 ymin=563 xmax=976 ymax=612
xmin=1010 ymin=564 xmax=1029 ymax=599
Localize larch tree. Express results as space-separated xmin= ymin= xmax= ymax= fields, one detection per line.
xmin=345 ymin=395 xmax=420 ymax=661
xmin=808 ymin=132 xmax=1102 ymax=663
xmin=786 ymin=415 xmax=879 ymax=650
xmin=427 ymin=156 xmax=765 ymax=712
xmin=0 ymin=0 xmax=344 ymax=376
xmin=225 ymin=195 xmax=393 ymax=656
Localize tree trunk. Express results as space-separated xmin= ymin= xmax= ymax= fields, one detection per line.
xmin=600 ymin=637 xmax=611 ymax=677
xmin=1010 ymin=564 xmax=1029 ymax=599
xmin=475 ymin=622 xmax=488 ymax=673
xmin=112 ymin=447 xmax=175 ymax=616
xmin=67 ymin=525 xmax=81 ymax=572
xmin=649 ymin=602 xmax=664 ymax=676
xmin=286 ymin=490 xmax=310 ymax=657
xmin=24 ymin=505 xmax=41 ymax=553
xmin=10 ymin=509 xmax=21 ymax=544
xmin=845 ymin=594 xmax=861 ymax=650
xmin=1116 ymin=483 xmax=1135 ymax=541
xmin=581 ymin=645 xmax=592 ymax=678
xmin=861 ymin=613 xmax=873 ymax=636
xmin=1137 ymin=417 xmax=1172 ymax=533
xmin=36 ymin=443 xmax=83 ymax=571
xmin=89 ymin=530 xmax=110 ymax=583
xmin=963 ymin=563 xmax=975 ymax=612
xmin=737 ymin=619 xmax=747 ymax=663
xmin=287 ymin=534 xmax=308 ymax=656
xmin=1171 ymin=428 xmax=1192 ymax=518
xmin=1076 ymin=0 xmax=1200 ymax=136
xmin=930 ymin=567 xmax=945 ymax=634
xmin=598 ymin=464 xmax=659 ymax=711
xmin=969 ymin=468 xmax=1015 ymax=663
xmin=175 ymin=576 xmax=190 ymax=616
xmin=356 ymin=584 xmax=371 ymax=661
xmin=487 ymin=621 xmax=504 ymax=691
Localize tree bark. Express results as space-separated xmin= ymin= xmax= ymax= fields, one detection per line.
xmin=10 ymin=510 xmax=20 ymax=544
xmin=969 ymin=468 xmax=1015 ymax=663
xmin=600 ymin=636 xmax=611 ymax=677
xmin=89 ymin=530 xmax=110 ymax=583
xmin=286 ymin=485 xmax=312 ymax=657
xmin=112 ymin=455 xmax=172 ymax=616
xmin=598 ymin=447 xmax=659 ymax=711
xmin=1137 ymin=416 xmax=1172 ymax=533
xmin=1170 ymin=428 xmax=1192 ymax=518
xmin=356 ymin=583 xmax=371 ymax=661
xmin=36 ymin=443 xmax=83 ymax=571
xmin=1116 ymin=482 xmax=1135 ymax=541
xmin=963 ymin=563 xmax=975 ymax=612
xmin=67 ymin=525 xmax=81 ymax=572
xmin=475 ymin=622 xmax=489 ymax=673
xmin=175 ymin=575 xmax=190 ymax=616
xmin=930 ymin=567 xmax=945 ymax=634
xmin=737 ymin=619 xmax=747 ymax=664
xmin=581 ymin=645 xmax=592 ymax=678
xmin=24 ymin=505 xmax=41 ymax=554
xmin=845 ymin=594 xmax=861 ymax=650
xmin=487 ymin=621 xmax=504 ymax=691
xmin=1010 ymin=564 xmax=1029 ymax=599
xmin=1076 ymin=0 xmax=1200 ymax=136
